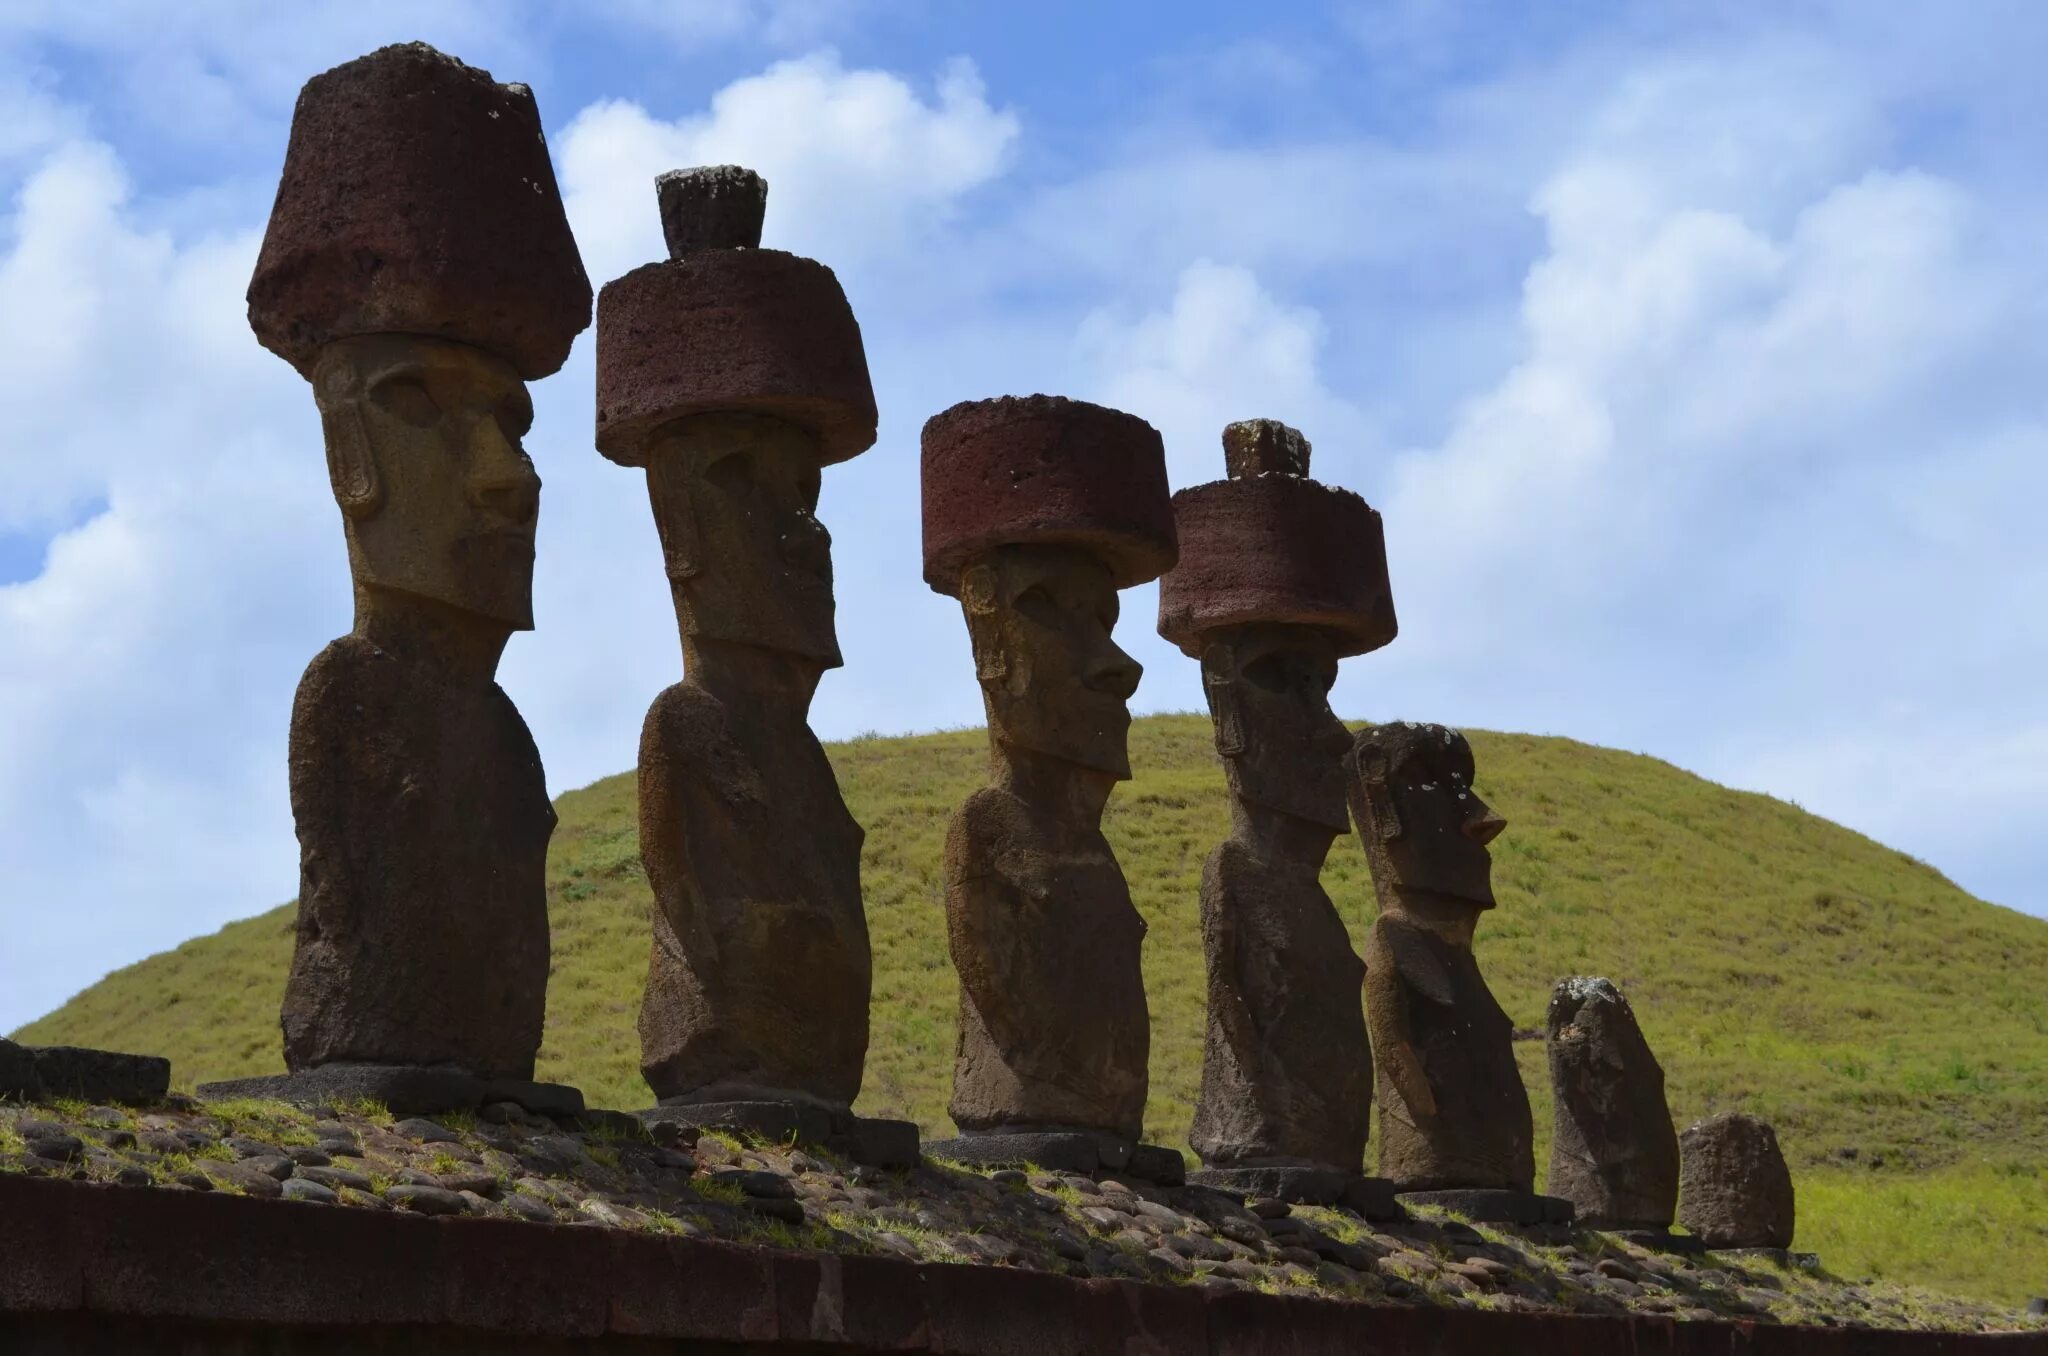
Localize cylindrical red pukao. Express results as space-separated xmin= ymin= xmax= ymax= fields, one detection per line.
xmin=920 ymin=395 xmax=1178 ymax=596
xmin=1157 ymin=431 xmax=1396 ymax=658
xmin=247 ymin=43 xmax=592 ymax=381
xmin=594 ymin=248 xmax=876 ymax=467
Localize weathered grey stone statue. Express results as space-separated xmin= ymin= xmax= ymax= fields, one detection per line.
xmin=1156 ymin=420 xmax=1397 ymax=1212
xmin=594 ymin=168 xmax=912 ymax=1165
xmin=201 ymin=43 xmax=591 ymax=1117
xmin=1547 ymin=976 xmax=1681 ymax=1231
xmin=1679 ymin=1112 xmax=1796 ymax=1248
xmin=1346 ymin=722 xmax=1570 ymax=1223
xmin=919 ymin=395 xmax=1182 ymax=1181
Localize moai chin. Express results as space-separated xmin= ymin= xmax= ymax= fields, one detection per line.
xmin=1547 ymin=976 xmax=1682 ymax=1230
xmin=595 ymin=168 xmax=894 ymax=1149
xmin=1156 ymin=420 xmax=1399 ymax=1210
xmin=207 ymin=43 xmax=592 ymax=1112
xmin=1346 ymin=722 xmax=1548 ymax=1211
xmin=919 ymin=395 xmax=1179 ymax=1176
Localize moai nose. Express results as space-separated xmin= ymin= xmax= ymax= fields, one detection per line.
xmin=1088 ymin=641 xmax=1143 ymax=701
xmin=1464 ymin=802 xmax=1507 ymax=846
xmin=470 ymin=423 xmax=540 ymax=526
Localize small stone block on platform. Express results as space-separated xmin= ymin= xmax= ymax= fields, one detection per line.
xmin=1 ymin=1040 xmax=171 ymax=1105
xmin=1125 ymin=1143 xmax=1186 ymax=1186
xmin=1192 ymin=1164 xmax=1349 ymax=1205
xmin=197 ymin=1064 xmax=580 ymax=1119
xmin=925 ymin=1132 xmax=1103 ymax=1176
xmin=827 ymin=1117 xmax=921 ymax=1169
xmin=1611 ymin=1228 xmax=1710 ymax=1255
xmin=1397 ymin=1188 xmax=1575 ymax=1226
xmin=640 ymin=1099 xmax=835 ymax=1147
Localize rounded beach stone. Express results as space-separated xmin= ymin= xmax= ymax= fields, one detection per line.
xmin=1678 ymin=1111 xmax=1795 ymax=1248
xmin=920 ymin=395 xmax=1178 ymax=594
xmin=247 ymin=42 xmax=592 ymax=379
xmin=595 ymin=248 xmax=876 ymax=465
xmin=1158 ymin=474 xmax=1394 ymax=658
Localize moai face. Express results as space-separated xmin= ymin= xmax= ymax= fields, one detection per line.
xmin=1347 ymin=724 xmax=1506 ymax=916
xmin=1202 ymin=623 xmax=1351 ymax=832
xmin=645 ymin=412 xmax=840 ymax=668
xmin=960 ymin=543 xmax=1143 ymax=780
xmin=313 ymin=333 xmax=540 ymax=630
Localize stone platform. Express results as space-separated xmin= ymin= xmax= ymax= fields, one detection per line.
xmin=1397 ymin=1187 xmax=1576 ymax=1226
xmin=925 ymin=1129 xmax=1186 ymax=1184
xmin=196 ymin=1064 xmax=583 ymax=1119
xmin=641 ymin=1097 xmax=920 ymax=1169
xmin=1192 ymin=1164 xmax=1402 ymax=1219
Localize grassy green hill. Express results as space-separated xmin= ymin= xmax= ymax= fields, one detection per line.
xmin=16 ymin=716 xmax=2048 ymax=1305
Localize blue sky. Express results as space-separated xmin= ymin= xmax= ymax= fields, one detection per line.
xmin=3 ymin=1 xmax=2045 ymax=1034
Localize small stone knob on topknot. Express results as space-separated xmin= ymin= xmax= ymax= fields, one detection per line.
xmin=656 ymin=165 xmax=768 ymax=260
xmin=1222 ymin=419 xmax=1312 ymax=479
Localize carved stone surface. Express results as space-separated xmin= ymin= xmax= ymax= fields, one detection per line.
xmin=922 ymin=396 xmax=1177 ymax=1142
xmin=251 ymin=43 xmax=590 ymax=1083
xmin=1346 ymin=722 xmax=1533 ymax=1191
xmin=596 ymin=173 xmax=877 ymax=1113
xmin=1679 ymin=1112 xmax=1796 ymax=1248
xmin=1157 ymin=421 xmax=1395 ymax=1180
xmin=1547 ymin=976 xmax=1681 ymax=1229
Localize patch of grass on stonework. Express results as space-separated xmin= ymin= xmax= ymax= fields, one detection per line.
xmin=16 ymin=716 xmax=2048 ymax=1304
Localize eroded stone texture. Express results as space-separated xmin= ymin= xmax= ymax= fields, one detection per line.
xmin=1157 ymin=422 xmax=1394 ymax=1181
xmin=1547 ymin=976 xmax=1681 ymax=1229
xmin=1679 ymin=1112 xmax=1796 ymax=1248
xmin=596 ymin=174 xmax=876 ymax=1112
xmin=1346 ymin=723 xmax=1533 ymax=1191
xmin=248 ymin=44 xmax=590 ymax=1083
xmin=922 ymin=396 xmax=1177 ymax=1141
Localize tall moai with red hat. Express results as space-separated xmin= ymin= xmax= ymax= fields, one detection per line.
xmin=203 ymin=44 xmax=591 ymax=1115
xmin=920 ymin=396 xmax=1183 ymax=1180
xmin=1157 ymin=419 xmax=1400 ymax=1214
xmin=1345 ymin=721 xmax=1572 ymax=1224
xmin=595 ymin=168 xmax=911 ymax=1162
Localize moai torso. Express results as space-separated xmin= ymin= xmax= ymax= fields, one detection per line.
xmin=285 ymin=635 xmax=553 ymax=1078
xmin=638 ymin=684 xmax=869 ymax=1103
xmin=1547 ymin=976 xmax=1680 ymax=1227
xmin=944 ymin=784 xmax=1148 ymax=1135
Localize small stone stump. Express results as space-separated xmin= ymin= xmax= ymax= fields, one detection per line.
xmin=1546 ymin=976 xmax=1680 ymax=1229
xmin=0 ymin=1039 xmax=170 ymax=1105
xmin=1678 ymin=1111 xmax=1795 ymax=1249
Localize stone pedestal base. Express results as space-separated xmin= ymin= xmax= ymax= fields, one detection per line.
xmin=1610 ymin=1227 xmax=1709 ymax=1255
xmin=925 ymin=1130 xmax=1185 ymax=1184
xmin=1 ymin=1039 xmax=171 ymax=1105
xmin=640 ymin=1098 xmax=920 ymax=1169
xmin=1714 ymin=1246 xmax=1822 ymax=1270
xmin=1396 ymin=1188 xmax=1575 ymax=1226
xmin=1191 ymin=1165 xmax=1403 ymax=1220
xmin=196 ymin=1064 xmax=582 ymax=1119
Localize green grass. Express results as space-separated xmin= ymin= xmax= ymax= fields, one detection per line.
xmin=14 ymin=715 xmax=2048 ymax=1304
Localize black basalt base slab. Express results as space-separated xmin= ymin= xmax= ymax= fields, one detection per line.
xmin=196 ymin=1064 xmax=583 ymax=1118
xmin=0 ymin=1039 xmax=171 ymax=1105
xmin=926 ymin=1131 xmax=1185 ymax=1185
xmin=1192 ymin=1165 xmax=1405 ymax=1220
xmin=1397 ymin=1188 xmax=1576 ymax=1226
xmin=640 ymin=1099 xmax=922 ymax=1169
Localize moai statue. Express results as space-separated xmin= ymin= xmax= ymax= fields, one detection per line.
xmin=919 ymin=395 xmax=1181 ymax=1181
xmin=1345 ymin=723 xmax=1571 ymax=1223
xmin=1155 ymin=420 xmax=1398 ymax=1213
xmin=1679 ymin=1112 xmax=1796 ymax=1248
xmin=200 ymin=44 xmax=591 ymax=1116
xmin=594 ymin=168 xmax=912 ymax=1164
xmin=1547 ymin=976 xmax=1682 ymax=1233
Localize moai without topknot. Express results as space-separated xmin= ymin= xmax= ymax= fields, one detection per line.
xmin=1156 ymin=420 xmax=1399 ymax=1214
xmin=1679 ymin=1112 xmax=1796 ymax=1249
xmin=594 ymin=168 xmax=913 ymax=1164
xmin=202 ymin=43 xmax=592 ymax=1116
xmin=1547 ymin=976 xmax=1682 ymax=1234
xmin=919 ymin=396 xmax=1183 ymax=1181
xmin=1345 ymin=722 xmax=1573 ymax=1223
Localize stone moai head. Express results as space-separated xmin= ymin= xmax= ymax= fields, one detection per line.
xmin=1346 ymin=722 xmax=1507 ymax=928
xmin=595 ymin=166 xmax=876 ymax=670
xmin=922 ymin=396 xmax=1177 ymax=780
xmin=247 ymin=42 xmax=591 ymax=632
xmin=1159 ymin=419 xmax=1397 ymax=832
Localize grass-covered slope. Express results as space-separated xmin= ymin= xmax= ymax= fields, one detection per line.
xmin=17 ymin=716 xmax=2048 ymax=1303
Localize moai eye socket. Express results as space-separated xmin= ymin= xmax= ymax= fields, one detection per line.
xmin=1243 ymin=653 xmax=1291 ymax=694
xmin=372 ymin=375 xmax=441 ymax=429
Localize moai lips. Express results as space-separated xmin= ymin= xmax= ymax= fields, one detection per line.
xmin=596 ymin=169 xmax=896 ymax=1156
xmin=920 ymin=396 xmax=1175 ymax=1164
xmin=1158 ymin=421 xmax=1395 ymax=1210
xmin=210 ymin=43 xmax=590 ymax=1112
xmin=1347 ymin=723 xmax=1541 ymax=1201
xmin=1547 ymin=976 xmax=1682 ymax=1229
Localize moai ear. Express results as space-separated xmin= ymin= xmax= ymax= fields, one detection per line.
xmin=1200 ymin=642 xmax=1246 ymax=757
xmin=1344 ymin=740 xmax=1402 ymax=842
xmin=313 ymin=353 xmax=382 ymax=520
xmin=645 ymin=449 xmax=703 ymax=580
xmin=959 ymin=562 xmax=1008 ymax=683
